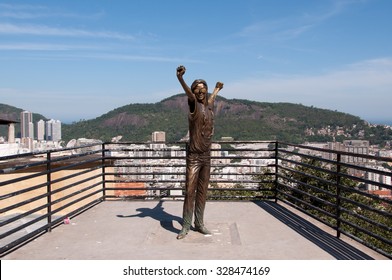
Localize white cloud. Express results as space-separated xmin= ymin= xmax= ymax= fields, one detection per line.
xmin=223 ymin=57 xmax=392 ymax=121
xmin=0 ymin=88 xmax=127 ymax=121
xmin=0 ymin=3 xmax=104 ymax=20
xmin=238 ymin=0 xmax=367 ymax=41
xmin=0 ymin=23 xmax=135 ymax=40
xmin=0 ymin=43 xmax=106 ymax=51
xmin=1 ymin=58 xmax=390 ymax=123
xmin=77 ymin=53 xmax=204 ymax=63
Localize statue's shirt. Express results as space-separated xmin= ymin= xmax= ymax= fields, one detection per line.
xmin=188 ymin=100 xmax=214 ymax=154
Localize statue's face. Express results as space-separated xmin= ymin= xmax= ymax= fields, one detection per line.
xmin=193 ymin=83 xmax=207 ymax=101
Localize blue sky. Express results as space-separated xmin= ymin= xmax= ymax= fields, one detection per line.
xmin=0 ymin=0 xmax=391 ymax=124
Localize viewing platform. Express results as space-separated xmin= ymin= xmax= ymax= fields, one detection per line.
xmin=1 ymin=141 xmax=391 ymax=260
xmin=1 ymin=200 xmax=386 ymax=260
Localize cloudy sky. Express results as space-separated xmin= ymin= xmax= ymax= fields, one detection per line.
xmin=0 ymin=0 xmax=391 ymax=124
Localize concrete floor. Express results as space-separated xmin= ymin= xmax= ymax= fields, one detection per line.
xmin=1 ymin=200 xmax=388 ymax=260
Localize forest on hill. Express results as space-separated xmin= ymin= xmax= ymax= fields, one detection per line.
xmin=1 ymin=95 xmax=391 ymax=146
xmin=60 ymin=94 xmax=389 ymax=145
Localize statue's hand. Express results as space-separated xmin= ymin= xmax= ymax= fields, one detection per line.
xmin=177 ymin=65 xmax=186 ymax=77
xmin=215 ymin=81 xmax=224 ymax=90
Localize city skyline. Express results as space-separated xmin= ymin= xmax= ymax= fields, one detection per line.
xmin=0 ymin=0 xmax=391 ymax=124
xmin=1 ymin=92 xmax=391 ymax=127
xmin=20 ymin=110 xmax=62 ymax=142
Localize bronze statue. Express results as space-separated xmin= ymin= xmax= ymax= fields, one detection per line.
xmin=176 ymin=65 xmax=224 ymax=239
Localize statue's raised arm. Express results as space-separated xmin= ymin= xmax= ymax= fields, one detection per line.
xmin=176 ymin=65 xmax=194 ymax=102
xmin=208 ymin=81 xmax=224 ymax=104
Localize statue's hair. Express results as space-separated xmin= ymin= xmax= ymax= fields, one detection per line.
xmin=191 ymin=79 xmax=208 ymax=92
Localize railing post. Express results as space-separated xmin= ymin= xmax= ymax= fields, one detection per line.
xmin=274 ymin=141 xmax=279 ymax=203
xmin=102 ymin=143 xmax=106 ymax=201
xmin=46 ymin=151 xmax=52 ymax=232
xmin=336 ymin=152 xmax=342 ymax=238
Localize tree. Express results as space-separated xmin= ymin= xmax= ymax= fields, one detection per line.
xmin=275 ymin=156 xmax=391 ymax=255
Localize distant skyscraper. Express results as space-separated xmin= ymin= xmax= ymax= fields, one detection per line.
xmin=46 ymin=119 xmax=62 ymax=141
xmin=28 ymin=122 xmax=34 ymax=140
xmin=37 ymin=120 xmax=45 ymax=141
xmin=20 ymin=111 xmax=33 ymax=138
xmin=51 ymin=120 xmax=62 ymax=141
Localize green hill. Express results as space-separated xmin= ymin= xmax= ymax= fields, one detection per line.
xmin=62 ymin=94 xmax=373 ymax=144
xmin=2 ymin=95 xmax=390 ymax=146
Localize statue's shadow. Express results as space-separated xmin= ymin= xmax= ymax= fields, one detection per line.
xmin=117 ymin=201 xmax=182 ymax=234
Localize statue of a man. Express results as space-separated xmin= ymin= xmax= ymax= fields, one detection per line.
xmin=176 ymin=65 xmax=224 ymax=239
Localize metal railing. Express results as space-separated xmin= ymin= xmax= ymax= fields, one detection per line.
xmin=0 ymin=141 xmax=391 ymax=258
xmin=275 ymin=142 xmax=391 ymax=258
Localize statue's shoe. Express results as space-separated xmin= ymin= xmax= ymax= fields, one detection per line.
xmin=177 ymin=227 xmax=189 ymax=239
xmin=195 ymin=225 xmax=211 ymax=235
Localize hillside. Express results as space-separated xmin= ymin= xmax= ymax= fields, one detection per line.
xmin=62 ymin=94 xmax=374 ymax=144
xmin=2 ymin=95 xmax=390 ymax=145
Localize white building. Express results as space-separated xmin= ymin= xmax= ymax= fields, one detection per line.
xmin=366 ymin=166 xmax=392 ymax=191
xmin=37 ymin=120 xmax=45 ymax=141
xmin=152 ymin=131 xmax=166 ymax=142
xmin=46 ymin=119 xmax=62 ymax=141
xmin=0 ymin=143 xmax=19 ymax=156
xmin=20 ymin=111 xmax=33 ymax=139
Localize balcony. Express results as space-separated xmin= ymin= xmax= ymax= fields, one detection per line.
xmin=0 ymin=141 xmax=391 ymax=260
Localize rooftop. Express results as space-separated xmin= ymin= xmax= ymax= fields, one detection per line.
xmin=1 ymin=200 xmax=387 ymax=260
xmin=0 ymin=118 xmax=19 ymax=125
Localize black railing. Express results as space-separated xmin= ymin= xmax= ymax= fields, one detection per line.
xmin=103 ymin=141 xmax=276 ymax=200
xmin=275 ymin=142 xmax=391 ymax=258
xmin=0 ymin=144 xmax=105 ymax=256
xmin=0 ymin=141 xmax=391 ymax=258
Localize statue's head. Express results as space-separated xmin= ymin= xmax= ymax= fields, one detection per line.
xmin=191 ymin=79 xmax=208 ymax=102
